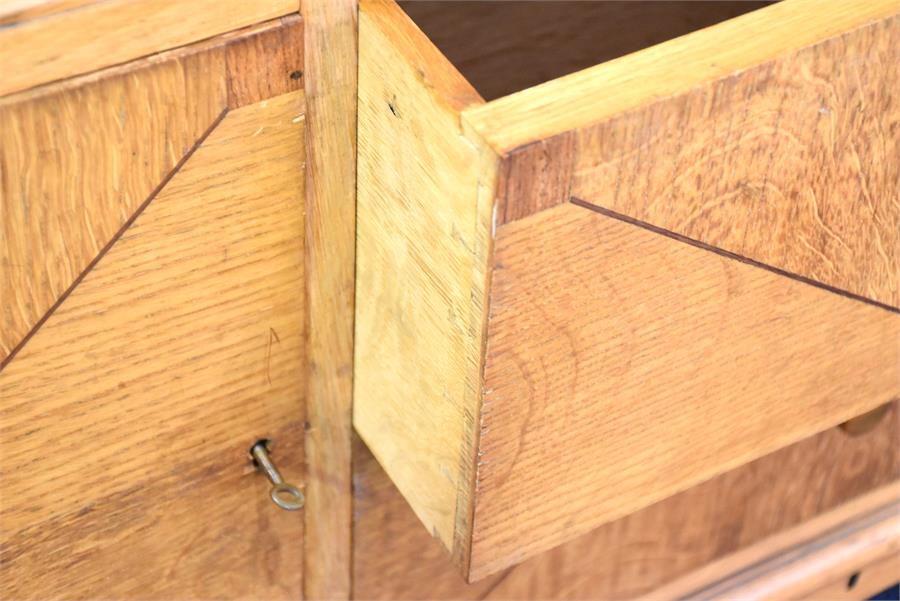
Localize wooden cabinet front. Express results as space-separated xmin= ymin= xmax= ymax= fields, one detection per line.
xmin=0 ymin=11 xmax=307 ymax=599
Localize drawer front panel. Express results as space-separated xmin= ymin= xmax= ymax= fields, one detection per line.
xmin=0 ymin=68 xmax=307 ymax=601
xmin=475 ymin=202 xmax=898 ymax=578
xmin=355 ymin=0 xmax=900 ymax=581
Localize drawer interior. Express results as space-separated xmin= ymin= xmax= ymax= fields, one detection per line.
xmin=399 ymin=1 xmax=773 ymax=100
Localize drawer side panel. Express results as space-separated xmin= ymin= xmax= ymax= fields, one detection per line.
xmin=354 ymin=0 xmax=498 ymax=568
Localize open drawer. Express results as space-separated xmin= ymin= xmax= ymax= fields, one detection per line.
xmin=353 ymin=0 xmax=900 ymax=583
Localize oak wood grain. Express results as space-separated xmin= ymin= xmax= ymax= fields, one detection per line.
xmin=464 ymin=0 xmax=900 ymax=307
xmin=0 ymin=0 xmax=297 ymax=96
xmin=354 ymin=0 xmax=900 ymax=580
xmin=472 ymin=202 xmax=899 ymax=579
xmin=0 ymin=47 xmax=226 ymax=364
xmin=399 ymin=1 xmax=770 ymax=102
xmin=354 ymin=0 xmax=497 ymax=570
xmin=353 ymin=403 xmax=900 ymax=599
xmin=567 ymin=11 xmax=900 ymax=308
xmin=301 ymin=0 xmax=357 ymax=598
xmin=0 ymin=91 xmax=307 ymax=600
xmin=0 ymin=17 xmax=303 ymax=366
xmin=494 ymin=134 xmax=575 ymax=226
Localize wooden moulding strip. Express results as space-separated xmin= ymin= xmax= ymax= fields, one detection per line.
xmin=640 ymin=482 xmax=900 ymax=601
xmin=353 ymin=0 xmax=499 ymax=575
xmin=0 ymin=0 xmax=297 ymax=97
xmin=462 ymin=0 xmax=900 ymax=153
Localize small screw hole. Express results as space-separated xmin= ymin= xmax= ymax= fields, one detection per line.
xmin=847 ymin=572 xmax=860 ymax=590
xmin=290 ymin=70 xmax=302 ymax=80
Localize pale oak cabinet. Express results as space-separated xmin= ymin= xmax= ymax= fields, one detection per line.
xmin=1 ymin=0 xmax=898 ymax=599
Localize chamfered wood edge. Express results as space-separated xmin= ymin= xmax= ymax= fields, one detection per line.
xmin=359 ymin=0 xmax=484 ymax=111
xmin=462 ymin=0 xmax=900 ymax=153
xmin=640 ymin=481 xmax=900 ymax=601
xmin=301 ymin=0 xmax=357 ymax=599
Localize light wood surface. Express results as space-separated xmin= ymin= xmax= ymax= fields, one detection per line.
xmin=0 ymin=91 xmax=307 ymax=599
xmin=223 ymin=17 xmax=305 ymax=108
xmin=0 ymin=0 xmax=99 ymax=25
xmin=301 ymin=0 xmax=357 ymax=598
xmin=0 ymin=43 xmax=225 ymax=364
xmin=804 ymin=554 xmax=900 ymax=601
xmin=471 ymin=202 xmax=899 ymax=579
xmin=354 ymin=0 xmax=497 ymax=569
xmin=399 ymin=1 xmax=769 ymax=102
xmin=0 ymin=0 xmax=296 ymax=96
xmin=0 ymin=17 xmax=303 ymax=366
xmin=353 ymin=403 xmax=900 ymax=599
xmin=644 ymin=483 xmax=900 ymax=601
xmin=468 ymin=0 xmax=900 ymax=308
xmin=566 ymin=11 xmax=900 ymax=309
xmin=0 ymin=0 xmax=94 ymax=26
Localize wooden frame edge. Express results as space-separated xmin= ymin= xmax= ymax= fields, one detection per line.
xmin=463 ymin=0 xmax=900 ymax=153
xmin=302 ymin=0 xmax=357 ymax=598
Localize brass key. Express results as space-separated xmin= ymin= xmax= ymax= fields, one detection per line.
xmin=250 ymin=440 xmax=304 ymax=511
